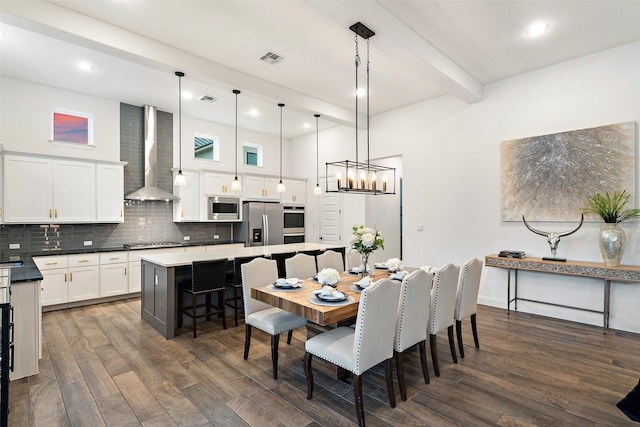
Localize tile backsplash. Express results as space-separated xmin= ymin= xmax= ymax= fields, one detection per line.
xmin=1 ymin=103 xmax=233 ymax=254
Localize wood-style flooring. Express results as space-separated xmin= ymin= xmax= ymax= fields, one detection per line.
xmin=8 ymin=299 xmax=640 ymax=426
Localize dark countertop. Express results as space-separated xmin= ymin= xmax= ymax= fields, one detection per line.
xmin=3 ymin=240 xmax=242 ymax=284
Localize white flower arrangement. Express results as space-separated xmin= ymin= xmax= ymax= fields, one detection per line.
xmin=349 ymin=225 xmax=384 ymax=255
xmin=386 ymin=258 xmax=402 ymax=272
xmin=317 ymin=268 xmax=340 ymax=286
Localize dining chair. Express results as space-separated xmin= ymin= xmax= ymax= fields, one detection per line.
xmin=454 ymin=258 xmax=483 ymax=358
xmin=177 ymin=258 xmax=228 ymax=338
xmin=316 ymin=249 xmax=345 ymax=272
xmin=347 ymin=249 xmax=361 ymax=270
xmin=225 ymin=255 xmax=265 ymax=327
xmin=285 ymin=253 xmax=317 ymax=279
xmin=300 ymin=249 xmax=324 ymax=270
xmin=427 ymin=263 xmax=461 ymax=377
xmin=304 ymin=278 xmax=401 ymax=427
xmin=269 ymin=251 xmax=296 ymax=278
xmin=394 ymin=268 xmax=433 ymax=400
xmin=241 ymin=257 xmax=307 ymax=379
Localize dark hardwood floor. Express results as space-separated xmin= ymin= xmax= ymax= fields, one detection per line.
xmin=8 ymin=298 xmax=640 ymax=426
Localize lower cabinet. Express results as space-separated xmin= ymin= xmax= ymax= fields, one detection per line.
xmin=10 ymin=280 xmax=41 ymax=380
xmin=99 ymin=252 xmax=128 ymax=297
xmin=35 ymin=254 xmax=99 ymax=306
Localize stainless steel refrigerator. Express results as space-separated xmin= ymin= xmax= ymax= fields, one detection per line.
xmin=235 ymin=202 xmax=284 ymax=247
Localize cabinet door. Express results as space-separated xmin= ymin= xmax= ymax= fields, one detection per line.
xmin=100 ymin=264 xmax=128 ymax=297
xmin=40 ymin=269 xmax=68 ymax=306
xmin=263 ymin=177 xmax=282 ymax=201
xmin=53 ymin=160 xmax=96 ymax=222
xmin=3 ymin=155 xmax=53 ymax=223
xmin=173 ymin=170 xmax=200 ymax=222
xmin=283 ymin=180 xmax=306 ymax=205
xmin=97 ymin=164 xmax=124 ymax=222
xmin=204 ymin=172 xmax=242 ymax=196
xmin=128 ymin=260 xmax=142 ymax=293
xmin=9 ymin=281 xmax=41 ymax=380
xmin=243 ymin=175 xmax=266 ymax=200
xmin=68 ymin=265 xmax=100 ymax=301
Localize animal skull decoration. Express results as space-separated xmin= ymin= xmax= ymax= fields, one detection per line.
xmin=522 ymin=214 xmax=584 ymax=257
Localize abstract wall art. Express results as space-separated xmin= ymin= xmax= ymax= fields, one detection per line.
xmin=501 ymin=121 xmax=636 ymax=222
xmin=51 ymin=108 xmax=93 ymax=145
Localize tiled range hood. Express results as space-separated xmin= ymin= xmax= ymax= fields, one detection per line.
xmin=125 ymin=105 xmax=179 ymax=201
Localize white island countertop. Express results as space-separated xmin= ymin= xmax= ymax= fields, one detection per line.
xmin=139 ymin=243 xmax=345 ymax=268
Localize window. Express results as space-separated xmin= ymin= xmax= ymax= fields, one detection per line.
xmin=51 ymin=108 xmax=93 ymax=145
xmin=194 ymin=133 xmax=219 ymax=161
xmin=243 ymin=142 xmax=263 ymax=167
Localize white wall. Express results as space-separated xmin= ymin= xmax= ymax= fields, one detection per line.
xmin=292 ymin=40 xmax=640 ymax=332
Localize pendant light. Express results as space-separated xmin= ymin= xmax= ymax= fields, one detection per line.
xmin=231 ymin=89 xmax=242 ymax=191
xmin=173 ymin=71 xmax=186 ymax=186
xmin=325 ymin=22 xmax=395 ymax=195
xmin=276 ymin=103 xmax=286 ymax=193
xmin=313 ymin=114 xmax=322 ymax=195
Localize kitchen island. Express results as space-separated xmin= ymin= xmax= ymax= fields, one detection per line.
xmin=139 ymin=243 xmax=345 ymax=338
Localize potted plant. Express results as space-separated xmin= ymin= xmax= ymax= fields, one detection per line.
xmin=348 ymin=226 xmax=384 ymax=278
xmin=583 ymin=190 xmax=640 ymax=266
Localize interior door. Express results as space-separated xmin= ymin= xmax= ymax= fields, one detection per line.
xmin=320 ymin=178 xmax=342 ymax=245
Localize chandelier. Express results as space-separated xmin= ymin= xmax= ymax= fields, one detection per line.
xmin=325 ymin=22 xmax=395 ymax=195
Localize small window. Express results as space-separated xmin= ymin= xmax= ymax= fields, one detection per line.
xmin=243 ymin=142 xmax=263 ymax=167
xmin=194 ymin=133 xmax=219 ymax=161
xmin=51 ymin=109 xmax=93 ymax=145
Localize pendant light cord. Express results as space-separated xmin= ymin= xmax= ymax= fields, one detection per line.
xmin=366 ymin=38 xmax=370 ymax=167
xmin=233 ymin=89 xmax=240 ymax=179
xmin=354 ymin=34 xmax=360 ymax=166
xmin=177 ymin=72 xmax=183 ymax=171
xmin=315 ymin=114 xmax=320 ymax=186
xmin=278 ymin=103 xmax=284 ymax=182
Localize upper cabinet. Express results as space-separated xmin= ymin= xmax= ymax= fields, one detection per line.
xmin=243 ymin=175 xmax=281 ymax=201
xmin=3 ymin=153 xmax=125 ymax=224
xmin=202 ymin=172 xmax=241 ymax=197
xmin=173 ymin=170 xmax=200 ymax=222
xmin=281 ymin=179 xmax=306 ymax=205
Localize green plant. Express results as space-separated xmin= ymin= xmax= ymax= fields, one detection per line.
xmin=583 ymin=190 xmax=640 ymax=224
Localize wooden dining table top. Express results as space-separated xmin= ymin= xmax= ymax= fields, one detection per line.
xmin=251 ymin=268 xmax=411 ymax=326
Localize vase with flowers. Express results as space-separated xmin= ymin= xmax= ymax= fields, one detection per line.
xmin=583 ymin=190 xmax=640 ymax=266
xmin=348 ymin=225 xmax=384 ymax=278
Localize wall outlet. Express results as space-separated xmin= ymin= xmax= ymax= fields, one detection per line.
xmin=213 ymin=234 xmax=220 ymax=240
xmin=9 ymin=243 xmax=20 ymax=250
xmin=183 ymin=236 xmax=191 ymax=241
xmin=84 ymin=240 xmax=93 ymax=246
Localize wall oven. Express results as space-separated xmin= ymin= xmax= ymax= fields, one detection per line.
xmin=208 ymin=196 xmax=241 ymax=221
xmin=283 ymin=205 xmax=305 ymax=243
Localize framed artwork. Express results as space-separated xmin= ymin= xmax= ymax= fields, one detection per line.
xmin=51 ymin=108 xmax=93 ymax=145
xmin=501 ymin=121 xmax=636 ymax=222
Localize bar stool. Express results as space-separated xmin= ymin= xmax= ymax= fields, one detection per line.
xmin=178 ymin=258 xmax=228 ymax=338
xmin=269 ymin=251 xmax=296 ymax=278
xmin=225 ymin=255 xmax=264 ymax=327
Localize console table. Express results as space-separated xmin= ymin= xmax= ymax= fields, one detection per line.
xmin=484 ymin=254 xmax=640 ymax=329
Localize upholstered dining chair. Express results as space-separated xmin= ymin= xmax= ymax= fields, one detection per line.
xmin=285 ymin=253 xmax=317 ymax=279
xmin=241 ymin=257 xmax=307 ymax=379
xmin=427 ymin=263 xmax=461 ymax=377
xmin=347 ymin=249 xmax=361 ymax=270
xmin=225 ymin=255 xmax=265 ymax=327
xmin=177 ymin=258 xmax=228 ymax=338
xmin=454 ymin=258 xmax=483 ymax=358
xmin=394 ymin=269 xmax=433 ymax=400
xmin=304 ymin=278 xmax=401 ymax=427
xmin=316 ymin=249 xmax=345 ymax=272
xmin=269 ymin=251 xmax=296 ymax=278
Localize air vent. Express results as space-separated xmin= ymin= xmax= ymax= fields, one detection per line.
xmin=199 ymin=94 xmax=218 ymax=103
xmin=260 ymin=51 xmax=285 ymax=64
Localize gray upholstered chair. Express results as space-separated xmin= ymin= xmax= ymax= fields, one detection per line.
xmin=454 ymin=258 xmax=483 ymax=358
xmin=284 ymin=253 xmax=317 ymax=279
xmin=241 ymin=257 xmax=307 ymax=379
xmin=394 ymin=268 xmax=433 ymax=400
xmin=316 ymin=249 xmax=345 ymax=272
xmin=304 ymin=278 xmax=401 ymax=427
xmin=427 ymin=263 xmax=461 ymax=377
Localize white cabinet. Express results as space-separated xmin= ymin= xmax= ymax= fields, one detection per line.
xmin=203 ymin=172 xmax=242 ymax=196
xmin=35 ymin=254 xmax=99 ymax=306
xmin=3 ymin=154 xmax=96 ymax=223
xmin=99 ymin=252 xmax=128 ymax=297
xmin=10 ymin=280 xmax=41 ymax=380
xmin=173 ymin=170 xmax=200 ymax=222
xmin=243 ymin=175 xmax=281 ymax=201
xmin=282 ymin=179 xmax=306 ymax=205
xmin=97 ymin=163 xmax=125 ymax=222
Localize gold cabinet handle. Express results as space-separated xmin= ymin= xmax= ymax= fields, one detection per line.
xmin=49 ymin=209 xmax=52 ymax=218
xmin=109 ymin=257 xmax=121 ymax=261
xmin=70 ymin=272 xmax=73 ymax=281
xmin=64 ymin=273 xmax=67 ymax=282
xmin=78 ymin=259 xmax=90 ymax=263
xmin=55 ymin=208 xmax=58 ymax=218
xmin=181 ymin=209 xmax=184 ymax=218
xmin=45 ymin=262 xmax=58 ymax=266
xmin=124 ymin=267 xmax=127 ymax=275
xmin=120 ymin=209 xmax=123 ymax=218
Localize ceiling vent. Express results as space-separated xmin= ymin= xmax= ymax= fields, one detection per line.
xmin=260 ymin=51 xmax=284 ymax=64
xmin=199 ymin=94 xmax=217 ymax=103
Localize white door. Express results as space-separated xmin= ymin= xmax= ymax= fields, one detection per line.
xmin=319 ymin=178 xmax=342 ymax=245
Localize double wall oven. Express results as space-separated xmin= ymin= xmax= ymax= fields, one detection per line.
xmin=283 ymin=205 xmax=305 ymax=244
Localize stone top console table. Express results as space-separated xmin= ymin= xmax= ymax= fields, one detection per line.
xmin=485 ymin=254 xmax=640 ymax=330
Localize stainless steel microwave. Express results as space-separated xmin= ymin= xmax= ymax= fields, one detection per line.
xmin=208 ymin=197 xmax=241 ymax=221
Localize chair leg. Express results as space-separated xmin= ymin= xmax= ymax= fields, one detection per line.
xmin=233 ymin=286 xmax=240 ymax=327
xmin=430 ymin=334 xmax=440 ymax=377
xmin=192 ymin=294 xmax=197 ymax=338
xmin=385 ymin=358 xmax=396 ymax=408
xmin=287 ymin=329 xmax=293 ymax=344
xmin=448 ymin=325 xmax=458 ymax=363
xmin=304 ymin=352 xmax=314 ymax=399
xmin=418 ymin=340 xmax=430 ymax=384
xmin=220 ymin=289 xmax=227 ymax=330
xmin=456 ymin=319 xmax=465 ymax=358
xmin=271 ymin=333 xmax=280 ymax=379
xmin=244 ymin=324 xmax=252 ymax=359
xmin=395 ymin=350 xmax=407 ymax=401
xmin=353 ymin=374 xmax=366 ymax=427
xmin=177 ymin=288 xmax=183 ymax=328
xmin=471 ymin=313 xmax=480 ymax=348
xmin=205 ymin=293 xmax=212 ymax=321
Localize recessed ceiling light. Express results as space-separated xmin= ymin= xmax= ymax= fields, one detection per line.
xmin=303 ymin=122 xmax=311 ymax=129
xmin=527 ymin=22 xmax=549 ymax=37
xmin=356 ymin=87 xmax=366 ymax=97
xmin=77 ymin=61 xmax=94 ymax=72
xmin=248 ymin=109 xmax=260 ymax=117
xmin=182 ymin=91 xmax=193 ymax=100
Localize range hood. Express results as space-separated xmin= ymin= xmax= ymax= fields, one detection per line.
xmin=125 ymin=105 xmax=179 ymax=201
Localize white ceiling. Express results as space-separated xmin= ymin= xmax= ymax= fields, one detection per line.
xmin=2 ymin=0 xmax=640 ymax=138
